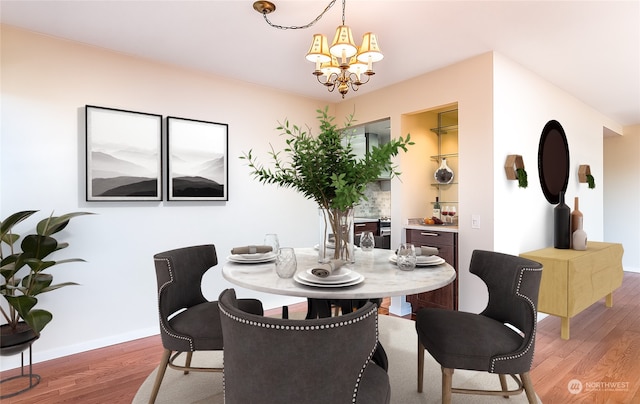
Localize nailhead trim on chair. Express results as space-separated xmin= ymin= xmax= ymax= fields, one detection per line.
xmin=155 ymin=257 xmax=195 ymax=351
xmin=353 ymin=313 xmax=380 ymax=404
xmin=220 ymin=304 xmax=379 ymax=404
xmin=490 ymin=266 xmax=543 ymax=373
xmin=219 ymin=305 xmax=377 ymax=330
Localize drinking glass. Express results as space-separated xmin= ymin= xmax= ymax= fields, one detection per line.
xmin=449 ymin=206 xmax=456 ymax=224
xmin=275 ymin=247 xmax=297 ymax=278
xmin=264 ymin=233 xmax=280 ymax=255
xmin=396 ymin=243 xmax=417 ymax=271
xmin=442 ymin=206 xmax=450 ymax=223
xmin=360 ymin=231 xmax=375 ymax=251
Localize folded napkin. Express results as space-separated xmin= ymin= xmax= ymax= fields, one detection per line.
xmin=231 ymin=245 xmax=273 ymax=255
xmin=417 ymin=246 xmax=439 ymax=256
xmin=311 ymin=259 xmax=344 ymax=278
xmin=395 ymin=246 xmax=439 ymax=256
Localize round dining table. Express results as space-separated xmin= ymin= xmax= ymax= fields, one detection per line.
xmin=222 ymin=247 xmax=456 ymax=312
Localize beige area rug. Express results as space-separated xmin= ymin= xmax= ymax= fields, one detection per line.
xmin=133 ymin=315 xmax=541 ymax=403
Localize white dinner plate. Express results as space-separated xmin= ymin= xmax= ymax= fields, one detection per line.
xmin=313 ymin=244 xmax=360 ymax=251
xmin=388 ymin=254 xmax=445 ymax=267
xmin=227 ymin=252 xmax=277 ymax=264
xmin=299 ymin=268 xmax=354 ymax=284
xmin=294 ymin=272 xmax=364 ymax=288
xmin=313 ymin=243 xmax=335 ymax=250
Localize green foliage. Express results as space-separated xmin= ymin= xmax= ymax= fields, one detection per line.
xmin=1 ymin=210 xmax=93 ymax=336
xmin=516 ymin=168 xmax=528 ymax=189
xmin=241 ymin=106 xmax=413 ymax=210
xmin=586 ymin=174 xmax=596 ymax=189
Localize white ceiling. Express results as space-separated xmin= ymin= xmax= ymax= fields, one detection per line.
xmin=1 ymin=0 xmax=639 ymax=126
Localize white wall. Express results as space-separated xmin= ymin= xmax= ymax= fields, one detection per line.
xmin=1 ymin=26 xmax=324 ymax=370
xmin=604 ymin=125 xmax=640 ymax=272
xmin=336 ymin=53 xmax=495 ymax=312
xmin=338 ymin=52 xmax=628 ymax=314
xmin=492 ymin=53 xmax=621 ymax=255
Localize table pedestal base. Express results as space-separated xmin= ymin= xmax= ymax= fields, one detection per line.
xmin=305 ymin=298 xmax=383 ymax=319
xmin=304 ymin=298 xmax=388 ymax=370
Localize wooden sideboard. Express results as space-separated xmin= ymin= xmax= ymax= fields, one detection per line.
xmin=405 ymin=228 xmax=458 ymax=313
xmin=520 ymin=241 xmax=624 ymax=339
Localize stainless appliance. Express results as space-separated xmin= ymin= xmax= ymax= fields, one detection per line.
xmin=379 ymin=217 xmax=391 ymax=237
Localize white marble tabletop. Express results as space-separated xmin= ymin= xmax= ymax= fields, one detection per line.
xmin=222 ymin=247 xmax=456 ymax=300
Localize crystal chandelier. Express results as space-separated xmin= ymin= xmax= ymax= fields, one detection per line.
xmin=253 ymin=0 xmax=383 ymax=98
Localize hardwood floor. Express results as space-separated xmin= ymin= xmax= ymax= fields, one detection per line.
xmin=2 ymin=273 xmax=639 ymax=403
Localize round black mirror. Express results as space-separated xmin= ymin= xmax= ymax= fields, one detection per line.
xmin=538 ymin=120 xmax=570 ymax=204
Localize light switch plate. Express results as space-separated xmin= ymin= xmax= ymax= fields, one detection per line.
xmin=472 ymin=214 xmax=481 ymax=229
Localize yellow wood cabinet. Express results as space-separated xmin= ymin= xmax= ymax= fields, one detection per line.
xmin=520 ymin=241 xmax=624 ymax=339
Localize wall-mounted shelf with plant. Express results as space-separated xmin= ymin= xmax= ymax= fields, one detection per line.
xmin=578 ymin=165 xmax=595 ymax=189
xmin=505 ymin=154 xmax=528 ymax=188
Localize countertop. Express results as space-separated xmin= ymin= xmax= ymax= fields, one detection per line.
xmin=354 ymin=217 xmax=381 ymax=223
xmin=405 ymin=224 xmax=459 ymax=233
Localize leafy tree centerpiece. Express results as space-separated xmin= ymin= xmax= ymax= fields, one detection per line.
xmin=242 ymin=107 xmax=413 ymax=262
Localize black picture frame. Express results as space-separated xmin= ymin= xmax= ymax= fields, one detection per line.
xmin=85 ymin=105 xmax=162 ymax=201
xmin=166 ymin=116 xmax=229 ymax=201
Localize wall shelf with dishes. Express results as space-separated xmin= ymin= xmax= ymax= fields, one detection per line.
xmin=430 ymin=109 xmax=459 ymax=208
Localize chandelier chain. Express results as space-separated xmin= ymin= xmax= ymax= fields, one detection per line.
xmin=260 ymin=0 xmax=338 ymax=30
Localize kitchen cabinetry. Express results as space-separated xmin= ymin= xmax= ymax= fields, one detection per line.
xmin=405 ymin=228 xmax=458 ymax=313
xmin=354 ymin=221 xmax=378 ymax=235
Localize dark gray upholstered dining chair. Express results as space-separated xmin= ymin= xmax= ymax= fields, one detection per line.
xmin=416 ymin=250 xmax=543 ymax=403
xmin=150 ymin=245 xmax=263 ymax=404
xmin=218 ymin=288 xmax=391 ymax=404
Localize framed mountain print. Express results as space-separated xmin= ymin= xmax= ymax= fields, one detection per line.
xmin=167 ymin=116 xmax=228 ymax=201
xmin=86 ymin=105 xmax=162 ymax=201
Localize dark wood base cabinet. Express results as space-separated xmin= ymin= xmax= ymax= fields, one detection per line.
xmin=405 ymin=229 xmax=458 ymax=314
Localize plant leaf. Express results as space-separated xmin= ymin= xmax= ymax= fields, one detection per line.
xmin=22 ymin=273 xmax=53 ymax=295
xmin=21 ymin=235 xmax=58 ymax=260
xmin=23 ymin=309 xmax=53 ymax=335
xmin=36 ymin=212 xmax=94 ymax=236
xmin=0 ymin=210 xmax=38 ymax=240
xmin=5 ymin=294 xmax=37 ymax=319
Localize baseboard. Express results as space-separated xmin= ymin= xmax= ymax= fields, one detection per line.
xmin=0 ymin=327 xmax=159 ymax=372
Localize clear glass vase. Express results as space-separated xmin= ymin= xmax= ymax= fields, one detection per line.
xmin=318 ymin=208 xmax=355 ymax=263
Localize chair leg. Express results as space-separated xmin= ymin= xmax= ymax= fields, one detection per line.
xmin=184 ymin=351 xmax=193 ymax=375
xmin=442 ymin=367 xmax=454 ymax=404
xmin=417 ymin=340 xmax=425 ymax=392
xmin=521 ymin=372 xmax=538 ymax=403
xmin=499 ymin=374 xmax=509 ymax=398
xmin=149 ymin=349 xmax=171 ymax=404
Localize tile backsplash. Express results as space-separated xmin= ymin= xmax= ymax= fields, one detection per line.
xmin=354 ymin=182 xmax=391 ymax=218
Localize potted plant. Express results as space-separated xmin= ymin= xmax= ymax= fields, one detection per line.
xmin=241 ymin=106 xmax=413 ymax=262
xmin=1 ymin=210 xmax=92 ymax=354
